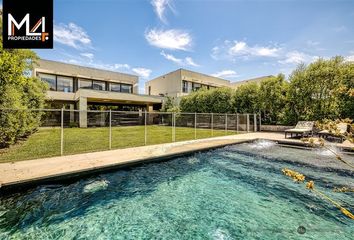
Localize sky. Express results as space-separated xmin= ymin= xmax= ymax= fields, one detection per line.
xmin=3 ymin=0 xmax=354 ymax=93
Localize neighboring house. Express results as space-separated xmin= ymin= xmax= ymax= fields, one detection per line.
xmin=229 ymin=76 xmax=272 ymax=89
xmin=145 ymin=68 xmax=272 ymax=97
xmin=34 ymin=59 xmax=162 ymax=127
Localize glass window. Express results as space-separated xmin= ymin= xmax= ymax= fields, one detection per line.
xmin=110 ymin=83 xmax=121 ymax=92
xmin=121 ymin=84 xmax=132 ymax=93
xmin=182 ymin=80 xmax=188 ymax=93
xmin=38 ymin=73 xmax=56 ymax=91
xmin=93 ymin=81 xmax=106 ymax=91
xmin=57 ymin=76 xmax=73 ymax=92
xmin=79 ymin=79 xmax=92 ymax=89
xmin=187 ymin=82 xmax=192 ymax=93
xmin=192 ymin=82 xmax=201 ymax=91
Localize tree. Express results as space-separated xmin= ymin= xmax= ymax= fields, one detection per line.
xmin=285 ymin=56 xmax=353 ymax=124
xmin=161 ymin=96 xmax=180 ymax=112
xmin=232 ymin=83 xmax=260 ymax=114
xmin=0 ymin=18 xmax=47 ymax=147
xmin=180 ymin=88 xmax=233 ymax=113
xmin=338 ymin=61 xmax=354 ymax=119
xmin=258 ymin=74 xmax=288 ymax=124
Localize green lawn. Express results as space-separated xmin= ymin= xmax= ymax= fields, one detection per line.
xmin=0 ymin=126 xmax=237 ymax=162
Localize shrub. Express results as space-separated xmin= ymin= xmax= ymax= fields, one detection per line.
xmin=0 ymin=20 xmax=47 ymax=147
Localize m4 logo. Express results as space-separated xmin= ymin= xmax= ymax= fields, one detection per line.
xmin=8 ymin=14 xmax=49 ymax=42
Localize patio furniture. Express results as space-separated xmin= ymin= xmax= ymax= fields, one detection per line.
xmin=284 ymin=121 xmax=315 ymax=139
xmin=318 ymin=122 xmax=347 ymax=142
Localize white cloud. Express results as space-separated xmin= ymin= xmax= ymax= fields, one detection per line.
xmin=212 ymin=40 xmax=280 ymax=61
xmin=145 ymin=29 xmax=192 ymax=51
xmin=132 ymin=68 xmax=152 ymax=79
xmin=306 ymin=40 xmax=320 ymax=46
xmin=345 ymin=55 xmax=354 ymax=62
xmin=80 ymin=53 xmax=94 ymax=60
xmin=54 ymin=23 xmax=92 ymax=49
xmin=212 ymin=70 xmax=239 ymax=79
xmin=278 ymin=51 xmax=316 ymax=65
xmin=185 ymin=57 xmax=199 ymax=67
xmin=228 ymin=41 xmax=279 ymax=57
xmin=114 ymin=63 xmax=130 ymax=69
xmin=151 ymin=0 xmax=173 ymax=23
xmin=160 ymin=51 xmax=199 ymax=67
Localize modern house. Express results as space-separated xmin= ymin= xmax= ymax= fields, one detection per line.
xmin=229 ymin=76 xmax=272 ymax=89
xmin=34 ymin=59 xmax=162 ymax=127
xmin=145 ymin=68 xmax=272 ymax=97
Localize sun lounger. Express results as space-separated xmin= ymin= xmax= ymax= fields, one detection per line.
xmin=284 ymin=121 xmax=314 ymax=139
xmin=318 ymin=122 xmax=347 ymax=142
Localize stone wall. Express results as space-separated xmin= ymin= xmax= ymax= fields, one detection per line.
xmin=260 ymin=125 xmax=294 ymax=132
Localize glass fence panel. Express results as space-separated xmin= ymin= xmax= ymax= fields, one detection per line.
xmin=111 ymin=111 xmax=145 ymax=149
xmin=237 ymin=114 xmax=248 ymax=132
xmin=146 ymin=112 xmax=173 ymax=145
xmin=175 ymin=113 xmax=196 ymax=142
xmin=64 ymin=110 xmax=110 ymax=155
xmin=212 ymin=114 xmax=226 ymax=137
xmin=0 ymin=109 xmax=259 ymax=162
xmin=196 ymin=113 xmax=213 ymax=139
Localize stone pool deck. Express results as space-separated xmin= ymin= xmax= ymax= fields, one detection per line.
xmin=0 ymin=132 xmax=353 ymax=189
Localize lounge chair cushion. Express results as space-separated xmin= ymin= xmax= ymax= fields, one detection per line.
xmin=285 ymin=121 xmax=314 ymax=133
xmin=294 ymin=121 xmax=314 ymax=129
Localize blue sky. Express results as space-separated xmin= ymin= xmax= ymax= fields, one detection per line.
xmin=3 ymin=0 xmax=354 ymax=93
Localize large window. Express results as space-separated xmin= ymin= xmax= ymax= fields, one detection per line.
xmin=121 ymin=84 xmax=132 ymax=93
xmin=181 ymin=80 xmax=216 ymax=93
xmin=93 ymin=81 xmax=106 ymax=91
xmin=38 ymin=73 xmax=56 ymax=91
xmin=182 ymin=80 xmax=188 ymax=93
xmin=57 ymin=76 xmax=73 ymax=92
xmin=79 ymin=79 xmax=93 ymax=89
xmin=192 ymin=82 xmax=201 ymax=91
xmin=110 ymin=83 xmax=121 ymax=92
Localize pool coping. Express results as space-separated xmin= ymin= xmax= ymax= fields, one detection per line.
xmin=1 ymin=133 xmax=353 ymax=193
xmin=0 ymin=138 xmax=253 ymax=192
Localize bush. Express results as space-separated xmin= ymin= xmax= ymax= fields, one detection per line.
xmin=179 ymin=56 xmax=354 ymax=126
xmin=0 ymin=20 xmax=47 ymax=147
xmin=180 ymin=87 xmax=233 ymax=113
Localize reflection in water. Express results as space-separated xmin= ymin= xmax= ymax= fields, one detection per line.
xmin=83 ymin=180 xmax=109 ymax=193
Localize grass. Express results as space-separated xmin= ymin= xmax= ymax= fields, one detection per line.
xmin=0 ymin=125 xmax=237 ymax=163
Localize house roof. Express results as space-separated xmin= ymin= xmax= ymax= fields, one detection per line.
xmin=230 ymin=75 xmax=273 ymax=88
xmin=35 ymin=59 xmax=138 ymax=83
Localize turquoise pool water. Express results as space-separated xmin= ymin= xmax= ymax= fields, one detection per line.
xmin=0 ymin=141 xmax=353 ymax=239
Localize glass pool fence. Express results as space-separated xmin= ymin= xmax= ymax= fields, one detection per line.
xmin=0 ymin=109 xmax=260 ymax=160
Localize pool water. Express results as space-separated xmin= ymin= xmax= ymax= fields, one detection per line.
xmin=0 ymin=141 xmax=353 ymax=239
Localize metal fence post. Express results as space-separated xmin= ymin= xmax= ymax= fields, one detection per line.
xmin=144 ymin=110 xmax=147 ymax=145
xmin=194 ymin=112 xmax=197 ymax=140
xmin=109 ymin=110 xmax=112 ymax=149
xmin=211 ymin=112 xmax=214 ymax=136
xmin=236 ymin=113 xmax=239 ymax=133
xmin=173 ymin=112 xmax=176 ymax=142
xmin=253 ymin=114 xmax=257 ymax=132
xmin=225 ymin=113 xmax=228 ymax=135
xmin=247 ymin=114 xmax=250 ymax=132
xmin=171 ymin=112 xmax=174 ymax=143
xmin=60 ymin=108 xmax=64 ymax=156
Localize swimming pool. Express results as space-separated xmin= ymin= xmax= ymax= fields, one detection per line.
xmin=0 ymin=141 xmax=353 ymax=239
